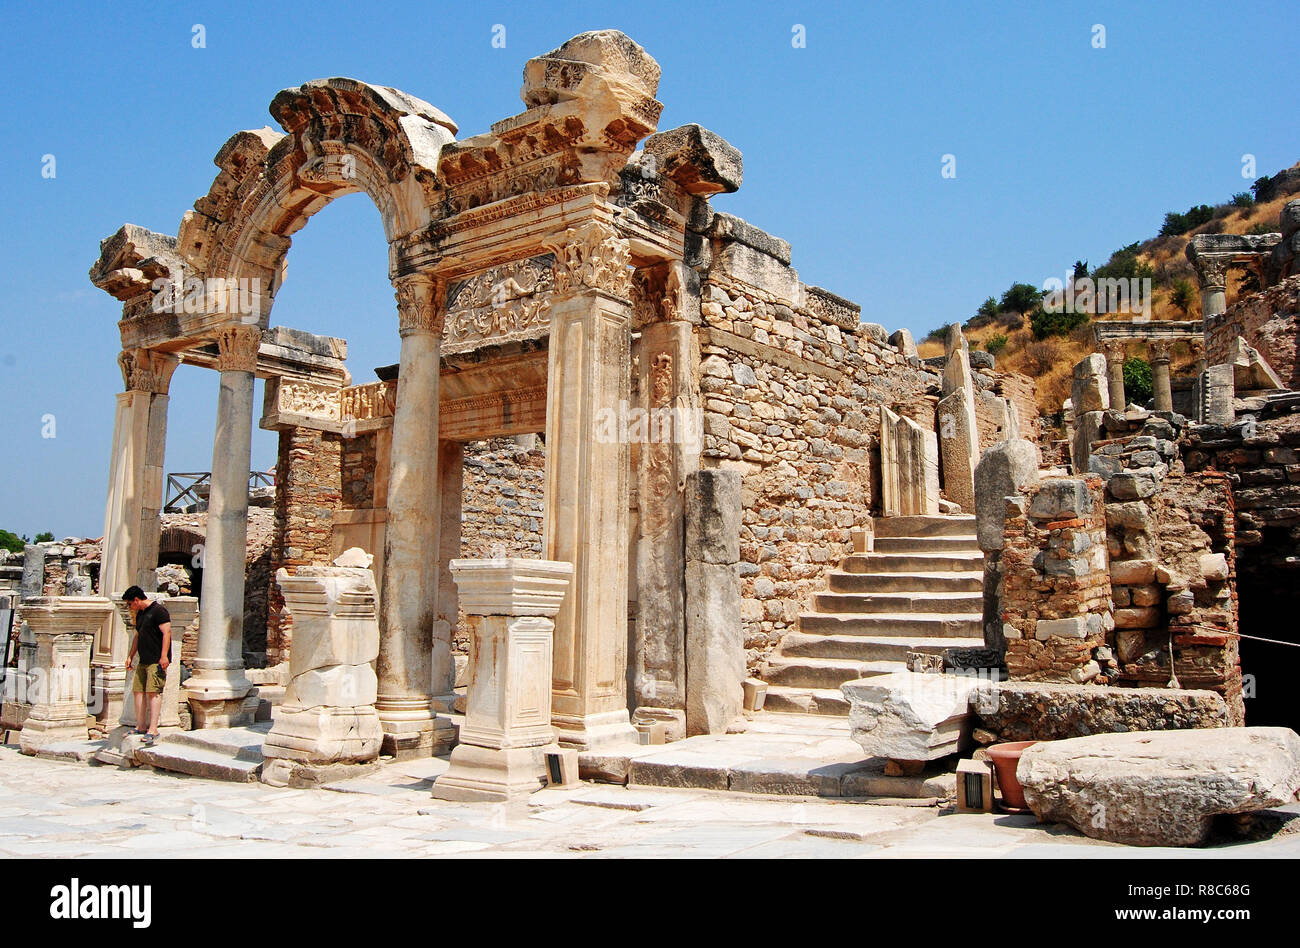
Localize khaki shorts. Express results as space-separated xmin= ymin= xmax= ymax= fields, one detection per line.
xmin=132 ymin=662 xmax=166 ymax=694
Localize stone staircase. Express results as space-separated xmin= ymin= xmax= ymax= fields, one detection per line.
xmin=762 ymin=515 xmax=985 ymax=716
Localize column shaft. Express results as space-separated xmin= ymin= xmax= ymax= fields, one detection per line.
xmin=187 ymin=325 xmax=259 ymax=726
xmin=377 ymin=275 xmax=455 ymax=757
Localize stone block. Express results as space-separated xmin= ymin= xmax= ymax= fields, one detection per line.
xmin=970 ymin=680 xmax=1227 ymax=743
xmin=937 ymin=388 xmax=978 ymax=514
xmin=1071 ymin=353 xmax=1110 ymax=414
xmin=1110 ymin=558 xmax=1156 ymax=584
xmin=1199 ymin=552 xmax=1229 ymax=581
xmin=841 ymin=671 xmax=990 ymax=761
xmin=1027 ymin=478 xmax=1093 ymax=522
xmin=1019 ymin=727 xmax=1300 ymax=846
xmin=685 ymin=469 xmax=741 ymax=564
xmin=643 ymin=125 xmax=743 ymax=197
xmin=1113 ymin=606 xmax=1160 ymax=629
xmin=973 ymin=439 xmax=1041 ymax=551
xmin=1109 ymin=472 xmax=1157 ymax=500
xmin=1035 ymin=617 xmax=1088 ymax=640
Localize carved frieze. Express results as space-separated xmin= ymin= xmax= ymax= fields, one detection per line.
xmin=442 ymin=255 xmax=556 ymax=355
xmin=340 ymin=380 xmax=397 ymax=422
xmin=275 ymin=379 xmax=342 ymax=421
xmin=546 ymin=222 xmax=631 ymax=299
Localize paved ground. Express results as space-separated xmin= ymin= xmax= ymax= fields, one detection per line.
xmin=2 ymin=743 xmax=1298 ymax=858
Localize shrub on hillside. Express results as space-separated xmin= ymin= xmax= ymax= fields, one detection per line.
xmin=1031 ymin=305 xmax=1089 ymax=340
xmin=1124 ymin=357 xmax=1153 ymax=405
xmin=996 ymin=311 xmax=1024 ymax=331
xmin=1000 ymin=283 xmax=1043 ymax=317
xmin=985 ymin=334 xmax=1009 ymax=356
xmin=1159 ymin=204 xmax=1216 ymax=237
xmin=1170 ymin=278 xmax=1196 ymax=315
xmin=1232 ymin=192 xmax=1255 ymax=209
xmin=1022 ymin=339 xmax=1062 ymax=375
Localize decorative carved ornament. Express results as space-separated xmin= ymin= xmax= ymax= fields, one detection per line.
xmin=1197 ymin=257 xmax=1229 ymax=288
xmin=215 ymin=324 xmax=262 ymax=373
xmin=1149 ymin=340 xmax=1173 ymax=363
xmin=641 ymin=351 xmax=676 ymax=537
xmin=442 ymin=255 xmax=555 ymax=355
xmin=545 ymin=222 xmax=631 ymax=299
xmin=393 ymin=274 xmax=444 ymax=337
xmin=117 ymin=348 xmax=179 ymax=394
xmin=340 ymin=381 xmax=397 ymax=421
xmin=276 ymin=380 xmax=342 ymax=421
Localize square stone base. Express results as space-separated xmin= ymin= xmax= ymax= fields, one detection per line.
xmin=19 ymin=713 xmax=90 ymax=756
xmin=189 ymin=693 xmax=260 ymax=730
xmin=1 ymin=700 xmax=31 ymax=733
xmin=430 ymin=742 xmax=557 ymax=803
xmin=263 ymin=706 xmax=382 ymax=764
xmin=381 ymin=715 xmax=458 ymax=760
xmin=261 ymin=757 xmax=382 ymax=789
xmin=552 ymin=709 xmax=639 ymax=752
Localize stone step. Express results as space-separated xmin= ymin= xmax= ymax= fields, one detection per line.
xmin=762 ymin=686 xmax=852 ymax=716
xmin=778 ymin=629 xmax=985 ymax=660
xmin=764 ymin=657 xmax=906 ymax=689
xmin=828 ymin=571 xmax=983 ymax=594
xmin=872 ymin=536 xmax=979 ymax=554
xmin=812 ymin=590 xmax=983 ymax=615
xmin=134 ymin=743 xmax=263 ymax=782
xmin=798 ymin=612 xmax=983 ymax=637
xmin=157 ymin=723 xmax=270 ymax=761
xmin=873 ymin=515 xmax=977 ymax=539
xmin=842 ymin=552 xmax=984 ymax=574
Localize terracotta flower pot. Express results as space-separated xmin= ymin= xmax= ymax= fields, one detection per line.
xmin=986 ymin=741 xmax=1038 ymax=811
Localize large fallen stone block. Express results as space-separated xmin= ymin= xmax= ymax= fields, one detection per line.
xmin=1018 ymin=727 xmax=1300 ymax=846
xmin=841 ymin=671 xmax=991 ymax=761
xmin=970 ymin=680 xmax=1227 ymax=743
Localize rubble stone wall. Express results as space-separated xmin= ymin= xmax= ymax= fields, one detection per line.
xmin=696 ymin=267 xmax=940 ymax=669
xmin=266 ymin=426 xmax=342 ymax=666
xmin=999 ymin=477 xmax=1113 ymax=682
xmin=1205 ymin=275 xmax=1300 ymax=387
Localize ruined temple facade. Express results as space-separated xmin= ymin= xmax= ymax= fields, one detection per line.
xmin=81 ymin=31 xmax=1050 ymax=752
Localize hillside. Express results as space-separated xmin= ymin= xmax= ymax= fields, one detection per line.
xmin=918 ymin=163 xmax=1300 ymax=417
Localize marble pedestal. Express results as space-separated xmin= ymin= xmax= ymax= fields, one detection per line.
xmin=19 ymin=597 xmax=112 ymax=754
xmin=262 ymin=554 xmax=384 ymax=784
xmin=432 ymin=559 xmax=572 ymax=803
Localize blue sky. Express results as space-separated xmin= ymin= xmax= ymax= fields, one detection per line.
xmin=1 ymin=0 xmax=1296 ymax=538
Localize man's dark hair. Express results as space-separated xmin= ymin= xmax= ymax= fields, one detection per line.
xmin=122 ymin=585 xmax=147 ymax=603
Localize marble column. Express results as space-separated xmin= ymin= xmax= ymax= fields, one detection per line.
xmin=185 ymin=324 xmax=260 ymax=728
xmin=1199 ymin=259 xmax=1228 ymax=322
xmin=431 ymin=558 xmax=572 ymax=802
xmin=1150 ymin=340 xmax=1174 ymax=412
xmin=1102 ymin=341 xmax=1127 ymax=409
xmin=377 ymin=273 xmax=456 ymax=758
xmin=95 ymin=349 xmax=178 ymax=725
xmin=542 ymin=221 xmax=639 ymax=750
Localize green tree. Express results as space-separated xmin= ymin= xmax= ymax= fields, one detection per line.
xmin=1000 ymin=282 xmax=1043 ymax=317
xmin=33 ymin=532 xmax=54 ymax=543
xmin=1169 ymin=278 xmax=1196 ymax=315
xmin=1231 ymin=192 xmax=1255 ymax=209
xmin=1073 ymin=260 xmax=1089 ymax=280
xmin=1124 ymin=357 xmax=1153 ymax=405
xmin=984 ymin=334 xmax=1009 ymax=356
xmin=977 ymin=297 xmax=999 ymax=321
xmin=1031 ymin=306 xmax=1089 ymax=340
xmin=0 ymin=529 xmax=27 ymax=554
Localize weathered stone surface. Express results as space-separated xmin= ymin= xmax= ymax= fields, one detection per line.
xmin=685 ymin=469 xmax=743 ymax=736
xmin=643 ymin=124 xmax=742 ymax=196
xmin=889 ymin=328 xmax=917 ymax=358
xmin=1228 ymin=336 xmax=1283 ymax=391
xmin=1072 ymin=353 xmax=1110 ymax=414
xmin=973 ymin=439 xmax=1040 ymax=551
xmin=1018 ymin=727 xmax=1300 ymax=846
xmin=880 ymin=405 xmax=940 ymax=517
xmin=1027 ymin=478 xmax=1093 ymax=521
xmin=937 ymin=388 xmax=978 ymax=513
xmin=970 ymin=680 xmax=1227 ymax=743
xmin=842 ymin=671 xmax=989 ymax=761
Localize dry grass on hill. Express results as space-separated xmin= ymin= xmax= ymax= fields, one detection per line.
xmin=917 ymin=163 xmax=1299 ymax=416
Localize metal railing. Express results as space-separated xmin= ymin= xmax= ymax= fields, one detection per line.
xmin=164 ymin=471 xmax=276 ymax=512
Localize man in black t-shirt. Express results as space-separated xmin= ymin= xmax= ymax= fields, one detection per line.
xmin=122 ymin=585 xmax=172 ymax=742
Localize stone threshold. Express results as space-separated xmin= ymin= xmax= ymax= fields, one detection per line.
xmin=579 ymin=712 xmax=956 ymax=802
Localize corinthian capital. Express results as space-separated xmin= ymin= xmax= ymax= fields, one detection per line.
xmin=117 ymin=348 xmax=180 ymax=394
xmin=1149 ymin=339 xmax=1173 ymax=364
xmin=545 ymin=221 xmax=631 ymax=300
xmin=393 ymin=273 xmax=444 ymax=337
xmin=215 ymin=324 xmax=262 ymax=373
